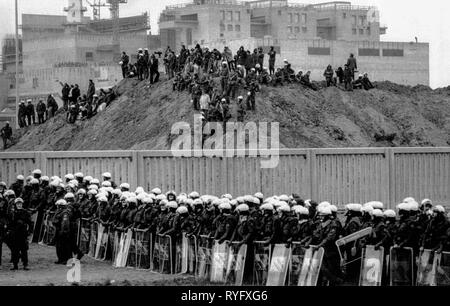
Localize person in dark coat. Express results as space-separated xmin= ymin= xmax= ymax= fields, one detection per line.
xmin=59 ymin=82 xmax=70 ymax=110
xmin=149 ymin=53 xmax=160 ymax=84
xmin=18 ymin=102 xmax=27 ymax=128
xmin=36 ymin=100 xmax=46 ymax=124
xmin=1 ymin=122 xmax=13 ymax=150
xmin=46 ymin=95 xmax=59 ymax=119
xmin=120 ymin=52 xmax=130 ymax=79
xmin=346 ymin=53 xmax=357 ymax=80
xmin=87 ymin=80 xmax=96 ymax=103
xmin=26 ymin=100 xmax=35 ymax=126
xmin=267 ymin=46 xmax=276 ymax=76
xmin=8 ymin=198 xmax=32 ymax=270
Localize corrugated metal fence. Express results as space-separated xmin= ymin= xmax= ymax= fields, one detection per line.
xmin=1 ymin=148 xmax=450 ymax=208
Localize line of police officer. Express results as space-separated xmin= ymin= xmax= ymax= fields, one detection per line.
xmin=1 ymin=170 xmax=449 ymax=284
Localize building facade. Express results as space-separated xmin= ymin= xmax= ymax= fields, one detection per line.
xmin=158 ymin=0 xmax=429 ymax=86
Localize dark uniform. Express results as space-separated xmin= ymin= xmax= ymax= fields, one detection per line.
xmin=9 ymin=206 xmax=32 ymax=269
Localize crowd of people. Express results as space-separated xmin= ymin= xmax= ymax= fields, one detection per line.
xmin=58 ymin=80 xmax=117 ymax=124
xmin=0 ymin=169 xmax=449 ymax=286
xmin=120 ymin=45 xmax=374 ymax=126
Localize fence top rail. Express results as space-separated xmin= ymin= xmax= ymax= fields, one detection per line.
xmin=2 ymin=148 xmax=450 ymax=159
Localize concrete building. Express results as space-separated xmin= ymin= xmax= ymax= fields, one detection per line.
xmin=0 ymin=0 xmax=154 ymax=123
xmin=159 ymin=0 xmax=252 ymax=49
xmin=158 ymin=0 xmax=429 ymax=86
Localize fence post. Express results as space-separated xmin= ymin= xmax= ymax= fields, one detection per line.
xmin=309 ymin=149 xmax=317 ymax=201
xmin=131 ymin=150 xmax=139 ymax=190
xmin=387 ymin=148 xmax=395 ymax=209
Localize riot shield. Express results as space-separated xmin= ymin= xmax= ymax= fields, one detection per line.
xmin=225 ymin=242 xmax=247 ymax=285
xmin=111 ymin=230 xmax=121 ymax=266
xmin=196 ymin=235 xmax=213 ymax=279
xmin=289 ymin=242 xmax=306 ymax=286
xmin=38 ymin=211 xmax=56 ymax=246
xmin=87 ymin=222 xmax=98 ymax=258
xmin=253 ymin=241 xmax=271 ymax=285
xmin=113 ymin=230 xmax=126 ymax=267
xmin=136 ymin=229 xmax=152 ymax=270
xmin=94 ymin=223 xmax=104 ymax=260
xmin=152 ymin=234 xmax=173 ymax=274
xmin=175 ymin=233 xmax=190 ymax=274
xmin=96 ymin=225 xmax=110 ymax=261
xmin=126 ymin=229 xmax=138 ymax=268
xmin=389 ymin=247 xmax=414 ymax=286
xmin=28 ymin=211 xmax=39 ymax=243
xmin=121 ymin=229 xmax=133 ymax=267
xmin=297 ymin=246 xmax=324 ymax=286
xmin=416 ymin=249 xmax=437 ymax=286
xmin=436 ymin=252 xmax=450 ymax=286
xmin=210 ymin=240 xmax=229 ymax=283
xmin=187 ymin=235 xmax=197 ymax=274
xmin=266 ymin=244 xmax=291 ymax=286
xmin=359 ymin=245 xmax=384 ymax=286
xmin=78 ymin=218 xmax=91 ymax=255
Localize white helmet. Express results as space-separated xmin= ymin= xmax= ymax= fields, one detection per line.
xmin=88 ymin=184 xmax=99 ymax=191
xmin=277 ymin=204 xmax=291 ymax=213
xmin=176 ymin=206 xmax=189 ymax=214
xmin=403 ymin=197 xmax=415 ymax=204
xmin=143 ymin=197 xmax=154 ymax=204
xmin=64 ymin=193 xmax=75 ymax=199
xmin=189 ymin=191 xmax=200 ymax=199
xmin=346 ymin=203 xmax=362 ymax=212
xmin=236 ymin=204 xmax=250 ymax=212
xmin=397 ymin=203 xmax=410 ymax=211
xmin=102 ymin=172 xmax=112 ymax=179
xmin=219 ymin=202 xmax=231 ymax=210
xmin=56 ymin=199 xmax=68 ymax=206
xmin=88 ymin=189 xmax=98 ymax=195
xmin=421 ymin=199 xmax=432 ymax=206
xmin=102 ymin=181 xmax=112 ymax=187
xmin=370 ymin=201 xmax=384 ymax=209
xmin=254 ymin=192 xmax=264 ymax=200
xmin=384 ymin=209 xmax=396 ymax=218
xmin=433 ymin=205 xmax=445 ymax=213
xmin=65 ymin=174 xmax=75 ymax=180
xmin=112 ymin=189 xmax=122 ymax=196
xmin=98 ymin=196 xmax=108 ymax=203
xmin=17 ymin=175 xmax=25 ymax=180
xmin=362 ymin=204 xmax=374 ymax=215
xmin=260 ymin=203 xmax=274 ymax=211
xmin=151 ymin=188 xmax=162 ymax=195
xmin=41 ymin=176 xmax=50 ymax=182
xmin=77 ymin=189 xmax=86 ymax=195
xmin=156 ymin=194 xmax=166 ymax=201
xmin=75 ymin=172 xmax=84 ymax=178
xmin=408 ymin=201 xmax=419 ymax=211
xmin=91 ymin=178 xmax=100 ymax=185
xmin=30 ymin=178 xmax=40 ymax=185
xmin=127 ymin=197 xmax=137 ymax=204
xmin=318 ymin=206 xmax=332 ymax=215
xmin=120 ymin=183 xmax=130 ymax=190
xmin=135 ymin=187 xmax=145 ymax=194
xmin=32 ymin=169 xmax=42 ymax=175
xmin=84 ymin=176 xmax=93 ymax=182
xmin=5 ymin=190 xmax=15 ymax=197
xmin=167 ymin=201 xmax=178 ymax=209
xmin=329 ymin=205 xmax=338 ymax=213
xmin=372 ymin=209 xmax=384 ymax=217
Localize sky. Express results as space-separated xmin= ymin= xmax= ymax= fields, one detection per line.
xmin=0 ymin=0 xmax=449 ymax=88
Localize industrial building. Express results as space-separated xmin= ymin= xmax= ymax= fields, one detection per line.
xmin=0 ymin=0 xmax=153 ymax=125
xmin=159 ymin=0 xmax=429 ymax=86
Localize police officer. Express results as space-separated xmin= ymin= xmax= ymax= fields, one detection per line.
xmin=10 ymin=175 xmax=24 ymax=199
xmin=421 ymin=205 xmax=449 ymax=252
xmin=214 ymin=202 xmax=236 ymax=244
xmin=9 ymin=198 xmax=32 ymax=270
xmin=53 ymin=199 xmax=72 ymax=264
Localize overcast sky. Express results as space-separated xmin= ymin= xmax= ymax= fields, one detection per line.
xmin=0 ymin=0 xmax=449 ymax=88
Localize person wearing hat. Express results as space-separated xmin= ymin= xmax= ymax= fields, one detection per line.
xmin=36 ymin=99 xmax=47 ymax=124
xmin=17 ymin=101 xmax=27 ymax=128
xmin=28 ymin=178 xmax=46 ymax=242
xmin=214 ymin=202 xmax=237 ymax=244
xmin=267 ymin=46 xmax=276 ymax=76
xmin=52 ymin=199 xmax=73 ymax=264
xmin=1 ymin=121 xmax=13 ymax=150
xmin=314 ymin=205 xmax=343 ymax=286
xmin=421 ymin=205 xmax=448 ymax=252
xmin=120 ymin=51 xmax=130 ymax=78
xmin=102 ymin=172 xmax=117 ymax=189
xmin=10 ymin=175 xmax=25 ymax=199
xmin=25 ymin=99 xmax=36 ymax=126
xmin=9 ymin=198 xmax=32 ymax=270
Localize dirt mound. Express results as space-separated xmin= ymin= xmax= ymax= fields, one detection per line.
xmin=7 ymin=78 xmax=450 ymax=151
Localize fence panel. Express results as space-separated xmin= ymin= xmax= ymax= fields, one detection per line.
xmin=392 ymin=148 xmax=450 ymax=206
xmin=1 ymin=149 xmax=450 ymax=207
xmin=313 ymin=149 xmax=390 ymax=208
xmin=0 ymin=152 xmax=38 ymax=184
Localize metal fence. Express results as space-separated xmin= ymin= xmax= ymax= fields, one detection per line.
xmin=1 ymin=148 xmax=450 ymax=208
